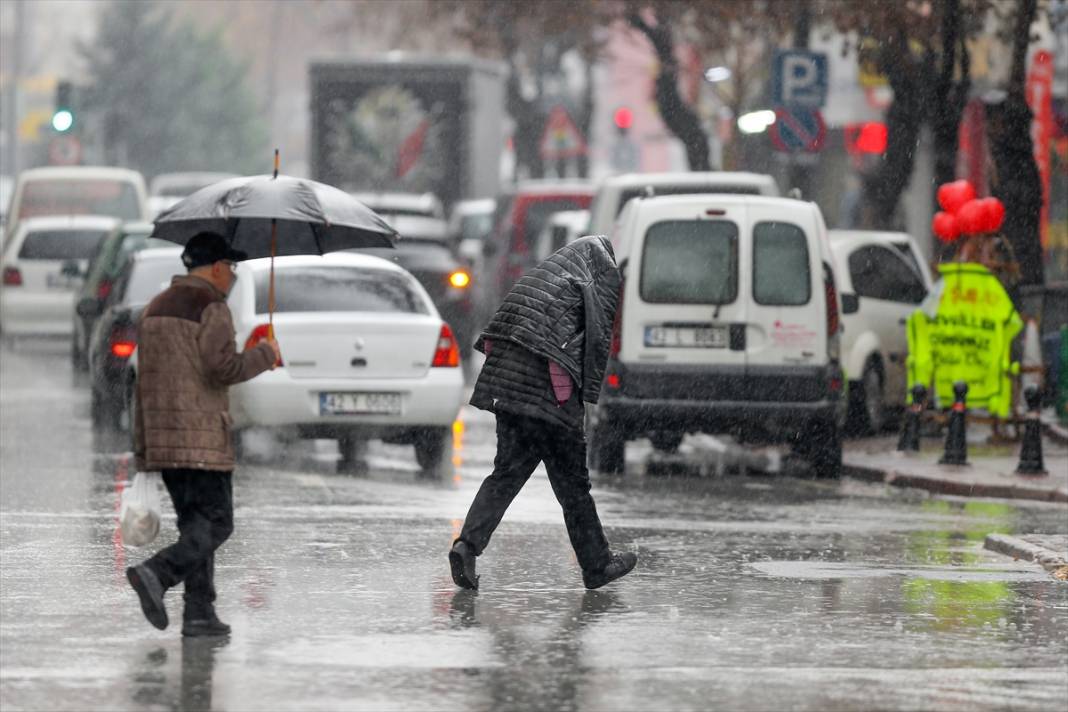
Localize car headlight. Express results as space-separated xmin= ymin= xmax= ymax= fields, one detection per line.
xmin=448 ymin=270 xmax=471 ymax=289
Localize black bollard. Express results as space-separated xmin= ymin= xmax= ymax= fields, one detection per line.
xmin=897 ymin=384 xmax=927 ymax=452
xmin=1015 ymin=386 xmax=1047 ymax=476
xmin=939 ymin=381 xmax=969 ymax=466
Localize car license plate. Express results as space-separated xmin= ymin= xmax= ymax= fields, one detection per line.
xmin=45 ymin=273 xmax=77 ymax=290
xmin=644 ymin=324 xmax=728 ymax=348
xmin=319 ymin=392 xmax=401 ymax=415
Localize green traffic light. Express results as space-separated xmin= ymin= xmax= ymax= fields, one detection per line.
xmin=52 ymin=110 xmax=74 ymax=133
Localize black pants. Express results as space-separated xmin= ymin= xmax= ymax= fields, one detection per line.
xmin=145 ymin=469 xmax=233 ymax=619
xmin=459 ymin=412 xmax=612 ymax=572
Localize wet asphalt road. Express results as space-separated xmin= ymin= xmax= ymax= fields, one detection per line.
xmin=1 ymin=338 xmax=1066 ymax=712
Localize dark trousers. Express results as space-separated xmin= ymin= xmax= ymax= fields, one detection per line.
xmin=145 ymin=469 xmax=234 ymax=618
xmin=459 ymin=412 xmax=612 ymax=572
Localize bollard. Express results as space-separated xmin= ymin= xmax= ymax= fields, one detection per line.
xmin=1015 ymin=386 xmax=1047 ymax=476
xmin=939 ymin=381 xmax=969 ymax=466
xmin=897 ymin=384 xmax=927 ymax=452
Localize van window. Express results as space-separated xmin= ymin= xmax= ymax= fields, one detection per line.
xmin=254 ymin=266 xmax=428 ymax=314
xmin=753 ymin=222 xmax=810 ymax=306
xmin=17 ymin=229 xmax=109 ymax=261
xmin=18 ymin=180 xmax=141 ymax=220
xmin=640 ymin=220 xmax=738 ymax=304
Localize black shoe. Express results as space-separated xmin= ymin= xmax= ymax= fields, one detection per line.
xmin=127 ymin=565 xmax=168 ymax=630
xmin=449 ymin=540 xmax=479 ymax=590
xmin=182 ymin=615 xmax=231 ymax=638
xmin=582 ymin=552 xmax=638 ymax=590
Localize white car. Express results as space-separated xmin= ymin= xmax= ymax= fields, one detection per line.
xmin=448 ymin=197 xmax=495 ymax=268
xmin=829 ymin=230 xmax=934 ymax=433
xmin=148 ymin=172 xmax=238 ymax=218
xmin=228 ymin=252 xmax=465 ymax=475
xmin=587 ymin=171 xmax=781 ymax=244
xmin=348 ymin=191 xmax=445 ymax=220
xmin=533 ymin=209 xmax=590 ymax=262
xmin=1 ymin=215 xmax=120 ymax=337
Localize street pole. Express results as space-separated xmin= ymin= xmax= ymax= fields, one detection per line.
xmin=787 ymin=3 xmax=812 ymax=198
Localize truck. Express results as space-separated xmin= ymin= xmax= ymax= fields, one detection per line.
xmin=309 ymin=56 xmax=506 ymax=208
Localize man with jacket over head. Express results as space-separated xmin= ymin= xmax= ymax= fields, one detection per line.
xmin=126 ymin=231 xmax=280 ymax=637
xmin=449 ymin=235 xmax=637 ymax=591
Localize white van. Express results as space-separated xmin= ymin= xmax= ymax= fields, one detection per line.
xmin=591 ymin=194 xmax=845 ymax=478
xmin=587 ymin=171 xmax=780 ymax=245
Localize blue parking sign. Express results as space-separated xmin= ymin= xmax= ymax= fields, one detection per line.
xmin=773 ymin=50 xmax=828 ymax=108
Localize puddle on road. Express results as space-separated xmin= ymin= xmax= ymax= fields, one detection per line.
xmin=750 ymin=560 xmax=1051 ymax=582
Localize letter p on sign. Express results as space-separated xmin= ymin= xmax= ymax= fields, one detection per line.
xmin=774 ymin=50 xmax=828 ymax=109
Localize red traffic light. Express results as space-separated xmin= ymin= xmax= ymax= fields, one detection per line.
xmin=613 ymin=107 xmax=633 ymax=130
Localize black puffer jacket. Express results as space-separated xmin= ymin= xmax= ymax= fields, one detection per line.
xmin=476 ymin=235 xmax=621 ymax=405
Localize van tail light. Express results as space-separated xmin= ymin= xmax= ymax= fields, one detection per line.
xmin=2 ymin=267 xmax=22 ymax=286
xmin=109 ymin=325 xmax=137 ymax=359
xmin=609 ymin=278 xmax=626 ymax=358
xmin=432 ymin=324 xmax=460 ymax=367
xmin=823 ymin=263 xmax=840 ymax=339
xmin=97 ymin=278 xmax=112 ymax=300
xmin=245 ymin=324 xmax=283 ymax=366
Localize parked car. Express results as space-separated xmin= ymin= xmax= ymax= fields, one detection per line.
xmin=533 ymin=209 xmax=590 ymax=262
xmin=359 ymin=215 xmax=476 ymax=357
xmin=72 ymin=221 xmax=168 ymax=369
xmin=448 ymin=197 xmax=495 ymax=270
xmin=592 ymin=194 xmax=845 ymax=478
xmin=148 ymin=171 xmax=238 ymax=218
xmin=128 ymin=253 xmax=466 ymax=475
xmin=349 ymin=191 xmax=445 ymax=220
xmin=586 ymin=171 xmax=781 ymax=246
xmin=1 ymin=215 xmax=119 ymax=339
xmin=829 ymin=230 xmax=934 ymax=433
xmin=0 ymin=175 xmax=13 ymax=229
xmin=4 ymin=166 xmax=149 ymax=246
xmin=85 ymin=247 xmax=184 ymax=429
xmin=483 ymin=181 xmax=595 ymax=309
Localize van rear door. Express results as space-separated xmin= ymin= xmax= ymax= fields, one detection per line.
xmin=743 ymin=204 xmax=827 ymax=399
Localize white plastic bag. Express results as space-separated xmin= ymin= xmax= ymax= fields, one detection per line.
xmin=120 ymin=471 xmax=162 ymax=547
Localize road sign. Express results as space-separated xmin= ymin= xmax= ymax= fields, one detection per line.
xmin=770 ymin=107 xmax=826 ymax=153
xmin=773 ymin=50 xmax=828 ymax=108
xmin=539 ymin=106 xmax=587 ymax=161
xmin=48 ymin=135 xmax=82 ymax=166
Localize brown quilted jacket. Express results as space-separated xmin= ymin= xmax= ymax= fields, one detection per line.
xmin=133 ymin=275 xmax=274 ymax=472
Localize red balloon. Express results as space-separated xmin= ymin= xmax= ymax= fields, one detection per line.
xmin=983 ymin=197 xmax=1006 ymax=232
xmin=957 ymin=199 xmax=986 ymax=234
xmin=932 ymin=211 xmax=961 ymax=242
xmin=937 ymin=180 xmax=977 ymax=215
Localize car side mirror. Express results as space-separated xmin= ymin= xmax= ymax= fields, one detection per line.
xmin=76 ymin=297 xmax=104 ymax=319
xmin=61 ymin=260 xmax=83 ymax=279
xmin=841 ymin=293 xmax=860 ymax=315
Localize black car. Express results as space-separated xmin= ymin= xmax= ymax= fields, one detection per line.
xmin=83 ymin=247 xmax=184 ymax=429
xmin=72 ymin=221 xmax=164 ymax=370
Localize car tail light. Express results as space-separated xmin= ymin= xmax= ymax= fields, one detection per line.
xmin=609 ymin=278 xmax=626 ymax=358
xmin=823 ymin=263 xmax=839 ymax=339
xmin=97 ymin=278 xmax=112 ymax=300
xmin=110 ymin=325 xmax=137 ymax=359
xmin=2 ymin=267 xmax=22 ymax=286
xmin=448 ymin=270 xmax=471 ymax=289
xmin=606 ymin=373 xmax=621 ymax=389
xmin=432 ymin=324 xmax=460 ymax=367
xmin=245 ymin=324 xmax=283 ymax=366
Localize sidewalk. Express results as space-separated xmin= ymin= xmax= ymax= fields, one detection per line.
xmin=843 ymin=436 xmax=1068 ymax=503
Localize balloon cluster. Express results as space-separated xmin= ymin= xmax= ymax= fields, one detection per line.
xmin=932 ymin=180 xmax=1006 ymax=243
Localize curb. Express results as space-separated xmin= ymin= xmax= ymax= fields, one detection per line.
xmin=1044 ymin=422 xmax=1068 ymax=446
xmin=983 ymin=533 xmax=1068 ymax=571
xmin=842 ymin=462 xmax=1068 ymax=503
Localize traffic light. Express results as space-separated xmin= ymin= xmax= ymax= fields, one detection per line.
xmin=52 ymin=80 xmax=75 ymax=133
xmin=613 ymin=107 xmax=633 ymax=135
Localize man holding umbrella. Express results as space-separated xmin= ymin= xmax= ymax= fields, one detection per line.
xmin=127 ymin=231 xmax=280 ymax=637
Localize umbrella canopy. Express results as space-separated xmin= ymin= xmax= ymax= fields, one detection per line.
xmin=151 ymin=174 xmax=397 ymax=256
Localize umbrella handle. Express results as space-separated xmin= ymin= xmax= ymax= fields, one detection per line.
xmin=273 ymin=148 xmax=279 ymax=179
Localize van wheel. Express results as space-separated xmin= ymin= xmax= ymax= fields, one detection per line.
xmin=794 ymin=418 xmax=842 ymax=479
xmin=91 ymin=388 xmax=121 ymax=431
xmin=414 ymin=427 xmax=453 ymax=479
xmin=590 ymin=421 xmax=625 ymax=475
xmin=650 ymin=431 xmax=683 ymax=453
xmin=848 ymin=362 xmax=886 ymax=435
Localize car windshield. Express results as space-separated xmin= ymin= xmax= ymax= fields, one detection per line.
xmin=17 ymin=229 xmax=110 ymax=261
xmin=18 ymin=179 xmax=141 ymax=220
xmin=127 ymin=258 xmax=183 ymax=304
xmin=641 ymin=220 xmax=738 ymax=304
xmin=459 ymin=212 xmax=493 ymax=241
xmin=254 ymin=266 xmax=428 ymax=314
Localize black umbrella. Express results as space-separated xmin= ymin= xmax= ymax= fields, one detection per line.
xmin=152 ymin=153 xmax=397 ymax=331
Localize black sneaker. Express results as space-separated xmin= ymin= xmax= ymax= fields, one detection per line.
xmin=127 ymin=564 xmax=168 ymax=630
xmin=182 ymin=615 xmax=231 ymax=638
xmin=449 ymin=540 xmax=479 ymax=590
xmin=582 ymin=552 xmax=637 ymax=590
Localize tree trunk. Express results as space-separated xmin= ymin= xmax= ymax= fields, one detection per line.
xmin=576 ymin=56 xmax=594 ymax=178
xmin=628 ymin=13 xmax=710 ymax=171
xmin=931 ymin=0 xmax=970 ymax=261
xmin=506 ymin=60 xmax=545 ymax=180
xmin=987 ymin=0 xmax=1043 ymax=286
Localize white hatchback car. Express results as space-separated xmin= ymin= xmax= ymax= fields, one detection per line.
xmin=227 ymin=252 xmax=465 ymax=474
xmin=829 ymin=230 xmax=934 ymax=433
xmin=1 ymin=215 xmax=119 ymax=337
